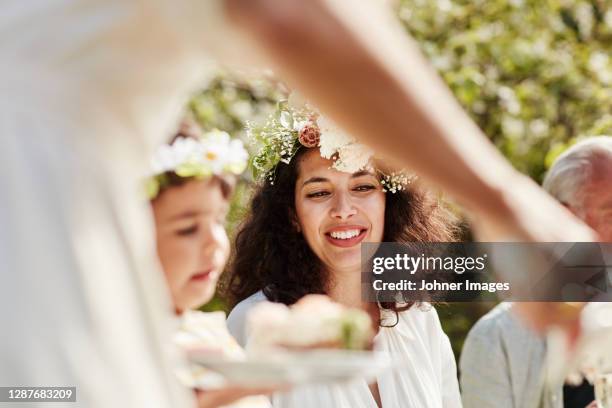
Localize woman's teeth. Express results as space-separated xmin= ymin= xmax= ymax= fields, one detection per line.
xmin=329 ymin=229 xmax=361 ymax=240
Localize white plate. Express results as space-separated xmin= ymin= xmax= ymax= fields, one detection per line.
xmin=188 ymin=349 xmax=399 ymax=387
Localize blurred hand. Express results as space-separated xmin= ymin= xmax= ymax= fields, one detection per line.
xmin=471 ymin=175 xmax=595 ymax=243
xmin=473 ymin=177 xmax=593 ymax=341
xmin=472 ymin=177 xmax=594 ymax=351
xmin=195 ymin=385 xmax=279 ymax=408
xmin=585 ymin=401 xmax=598 ymax=408
xmin=512 ymin=302 xmax=584 ymax=348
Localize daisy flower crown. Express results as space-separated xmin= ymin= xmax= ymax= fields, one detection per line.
xmin=248 ymin=93 xmax=413 ymax=193
xmin=146 ymin=129 xmax=248 ymax=199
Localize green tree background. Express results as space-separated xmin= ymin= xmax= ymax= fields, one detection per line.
xmin=189 ymin=0 xmax=612 ymax=359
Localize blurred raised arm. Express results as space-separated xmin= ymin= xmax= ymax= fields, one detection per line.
xmin=224 ymin=0 xmax=593 ymax=244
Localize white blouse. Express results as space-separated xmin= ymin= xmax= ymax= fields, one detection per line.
xmin=227 ymin=292 xmax=463 ymax=408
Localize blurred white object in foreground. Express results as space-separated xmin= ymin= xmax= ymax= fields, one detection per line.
xmin=547 ymin=303 xmax=612 ymax=393
xmin=246 ymin=295 xmax=373 ymax=351
xmin=595 ymin=373 xmax=612 ymax=408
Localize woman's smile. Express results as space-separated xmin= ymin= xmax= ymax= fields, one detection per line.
xmin=324 ymin=225 xmax=368 ymax=247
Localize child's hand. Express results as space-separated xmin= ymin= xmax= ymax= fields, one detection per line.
xmin=194 ymin=385 xmax=280 ymax=408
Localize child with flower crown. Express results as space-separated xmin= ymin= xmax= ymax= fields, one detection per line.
xmin=148 ymin=120 xmax=271 ymax=408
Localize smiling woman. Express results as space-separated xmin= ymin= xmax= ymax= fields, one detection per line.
xmin=224 ymin=98 xmax=463 ymax=407
xmin=226 ymin=143 xmax=456 ymax=312
xmin=226 ymin=144 xmax=461 ymax=408
xmin=225 ymin=94 xmax=459 ymax=309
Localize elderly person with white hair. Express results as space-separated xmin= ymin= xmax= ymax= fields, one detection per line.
xmin=544 ymin=137 xmax=612 ymax=241
xmin=460 ymin=136 xmax=612 ymax=408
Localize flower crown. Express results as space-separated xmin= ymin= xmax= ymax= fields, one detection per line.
xmin=146 ymin=129 xmax=248 ymax=199
xmin=248 ymin=94 xmax=413 ymax=193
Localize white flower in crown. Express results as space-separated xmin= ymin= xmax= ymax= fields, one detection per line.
xmin=147 ymin=130 xmax=248 ymax=199
xmin=151 ymin=145 xmax=176 ymax=174
xmin=292 ymin=119 xmax=311 ymax=133
xmin=317 ymin=116 xmax=353 ymax=158
xmin=318 ymin=116 xmax=373 ymax=173
xmin=335 ymin=143 xmax=374 ymax=173
xmin=199 ymin=130 xmax=249 ymax=175
xmin=151 ymin=137 xmax=202 ymax=175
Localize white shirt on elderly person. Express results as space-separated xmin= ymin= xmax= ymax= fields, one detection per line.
xmin=0 ymin=1 xmax=258 ymax=407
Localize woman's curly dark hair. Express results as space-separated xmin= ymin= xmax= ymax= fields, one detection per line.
xmin=226 ymin=147 xmax=458 ymax=317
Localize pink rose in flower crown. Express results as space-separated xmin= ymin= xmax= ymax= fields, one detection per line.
xmin=298 ymin=123 xmax=320 ymax=148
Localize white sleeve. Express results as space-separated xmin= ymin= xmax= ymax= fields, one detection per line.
xmin=0 ymin=2 xmax=262 ymax=407
xmin=440 ymin=330 xmax=463 ymax=408
xmin=0 ymin=108 xmax=193 ymax=408
xmin=226 ymin=292 xmax=268 ymax=348
xmin=226 ymin=302 xmax=252 ymax=348
xmin=0 ymin=2 xmax=235 ymax=406
xmin=428 ymin=308 xmax=463 ymax=408
xmin=409 ymin=306 xmax=463 ymax=408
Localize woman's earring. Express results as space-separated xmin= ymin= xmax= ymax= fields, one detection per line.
xmin=293 ymin=220 xmax=301 ymax=233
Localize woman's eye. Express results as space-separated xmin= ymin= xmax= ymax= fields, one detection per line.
xmin=354 ymin=184 xmax=376 ymax=192
xmin=306 ymin=191 xmax=330 ymax=198
xmin=176 ymin=224 xmax=198 ymax=236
